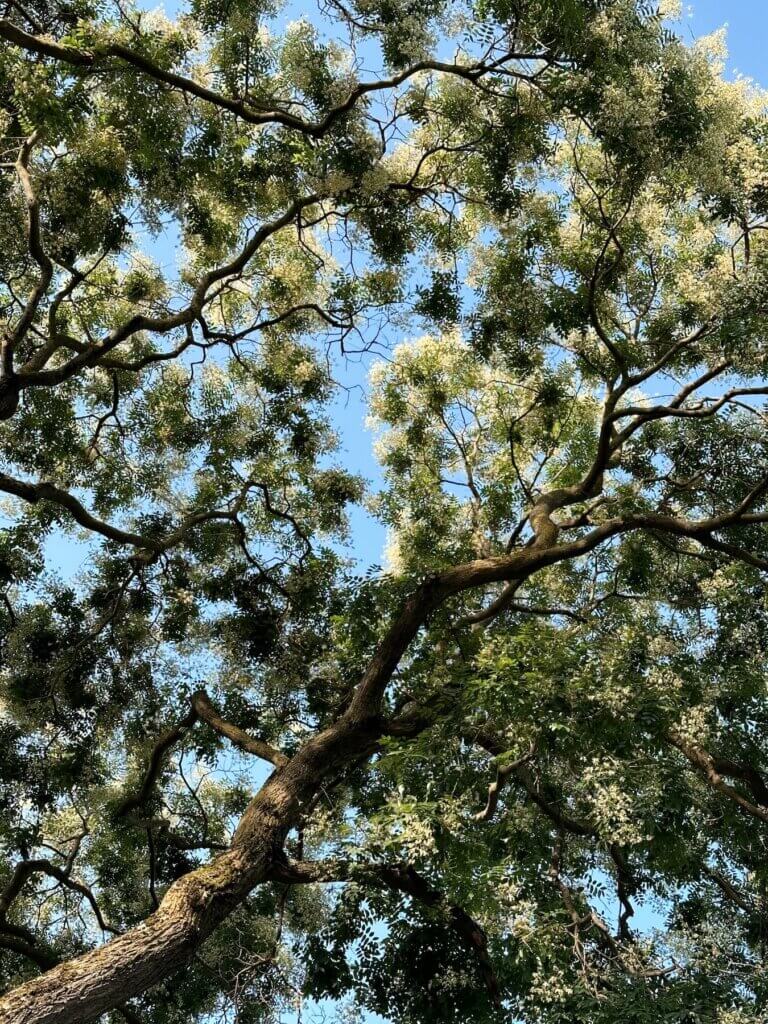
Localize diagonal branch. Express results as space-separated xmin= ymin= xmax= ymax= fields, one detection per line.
xmin=0 ymin=472 xmax=288 ymax=565
xmin=1 ymin=193 xmax=324 ymax=417
xmin=0 ymin=472 xmax=160 ymax=551
xmin=0 ymin=858 xmax=118 ymax=936
xmin=668 ymin=729 xmax=768 ymax=825
xmin=191 ymin=691 xmax=288 ymax=768
xmin=114 ymin=707 xmax=199 ymax=818
xmin=116 ymin=689 xmax=287 ymax=818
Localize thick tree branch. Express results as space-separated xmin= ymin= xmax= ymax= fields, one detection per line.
xmin=191 ymin=691 xmax=288 ymax=768
xmin=668 ymin=729 xmax=768 ymax=824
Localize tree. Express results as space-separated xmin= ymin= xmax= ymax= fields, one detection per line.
xmin=0 ymin=0 xmax=768 ymax=1021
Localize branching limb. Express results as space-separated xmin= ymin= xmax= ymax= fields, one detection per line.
xmin=668 ymin=729 xmax=768 ymax=824
xmin=460 ymin=579 xmax=523 ymax=626
xmin=269 ymin=857 xmax=501 ymax=1005
xmin=473 ymin=745 xmax=536 ymax=823
xmin=191 ymin=691 xmax=288 ymax=768
xmin=0 ymin=472 xmax=160 ymax=551
xmin=116 ymin=689 xmax=287 ymax=818
xmin=0 ymin=20 xmax=550 ymax=137
xmin=114 ymin=707 xmax=199 ymax=818
xmin=0 ymin=471 xmax=305 ymax=566
xmin=0 ymin=858 xmax=118 ymax=936
xmin=4 ymin=192 xmax=325 ymax=413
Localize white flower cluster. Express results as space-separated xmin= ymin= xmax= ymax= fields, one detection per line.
xmin=527 ymin=962 xmax=575 ymax=1006
xmin=657 ymin=0 xmax=683 ymax=17
xmin=716 ymin=1012 xmax=761 ymax=1024
xmin=397 ymin=815 xmax=437 ymax=859
xmin=580 ymin=759 xmax=649 ymax=846
xmin=673 ymin=704 xmax=711 ymax=747
xmin=139 ymin=7 xmax=176 ymax=36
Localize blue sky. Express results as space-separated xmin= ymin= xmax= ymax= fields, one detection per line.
xmin=684 ymin=2 xmax=768 ymax=79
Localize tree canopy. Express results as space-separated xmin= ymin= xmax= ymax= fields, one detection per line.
xmin=1 ymin=1 xmax=768 ymax=1022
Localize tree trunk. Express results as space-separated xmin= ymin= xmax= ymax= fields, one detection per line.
xmin=0 ymin=717 xmax=381 ymax=1024
xmin=0 ymin=817 xmax=277 ymax=1024
xmin=0 ymin=554 xmax=539 ymax=1023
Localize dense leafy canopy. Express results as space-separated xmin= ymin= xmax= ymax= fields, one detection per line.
xmin=1 ymin=1 xmax=768 ymax=1023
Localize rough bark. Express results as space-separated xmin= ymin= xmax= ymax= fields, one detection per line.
xmin=0 ymin=523 xmax=750 ymax=1023
xmin=0 ymin=535 xmax=640 ymax=1023
xmin=0 ymin=712 xmax=380 ymax=1024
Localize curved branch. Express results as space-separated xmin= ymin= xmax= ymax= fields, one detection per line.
xmin=0 ymin=472 xmax=272 ymax=563
xmin=668 ymin=729 xmax=768 ymax=825
xmin=114 ymin=707 xmax=199 ymax=818
xmin=116 ymin=689 xmax=287 ymax=819
xmin=3 ymin=193 xmax=323 ymax=413
xmin=0 ymin=859 xmax=118 ymax=936
xmin=0 ymin=20 xmax=542 ymax=137
xmin=0 ymin=473 xmax=158 ymax=550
